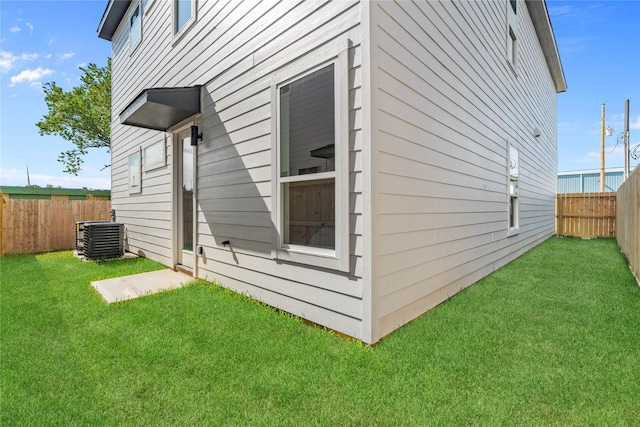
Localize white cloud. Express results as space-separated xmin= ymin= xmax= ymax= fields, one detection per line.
xmin=26 ymin=22 xmax=34 ymax=35
xmin=10 ymin=67 xmax=54 ymax=87
xmin=9 ymin=25 xmax=21 ymax=33
xmin=630 ymin=115 xmax=640 ymax=130
xmin=57 ymin=52 xmax=75 ymax=62
xmin=0 ymin=51 xmax=17 ymax=73
xmin=1 ymin=51 xmax=40 ymax=74
xmin=20 ymin=52 xmax=39 ymax=61
xmin=44 ymin=54 xmax=52 ymax=59
xmin=548 ymin=5 xmax=573 ymax=18
xmin=0 ymin=168 xmax=30 ymax=186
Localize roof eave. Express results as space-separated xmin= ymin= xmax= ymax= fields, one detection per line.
xmin=97 ymin=0 xmax=131 ymax=41
xmin=527 ymin=0 xmax=567 ymax=93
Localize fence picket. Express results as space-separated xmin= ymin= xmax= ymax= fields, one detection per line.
xmin=616 ymin=167 xmax=640 ymax=282
xmin=556 ymin=192 xmax=616 ymax=238
xmin=1 ymin=199 xmax=111 ymax=255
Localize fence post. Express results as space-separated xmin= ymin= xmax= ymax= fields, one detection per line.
xmin=556 ymin=194 xmax=563 ymax=235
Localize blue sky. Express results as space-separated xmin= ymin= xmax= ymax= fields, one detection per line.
xmin=1 ymin=0 xmax=111 ymax=189
xmin=1 ymin=0 xmax=639 ymax=190
xmin=551 ymin=0 xmax=640 ymax=173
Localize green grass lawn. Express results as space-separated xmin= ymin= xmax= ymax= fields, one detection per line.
xmin=1 ymin=236 xmax=639 ymax=425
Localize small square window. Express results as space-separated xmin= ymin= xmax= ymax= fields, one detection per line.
xmin=144 ymin=137 xmax=166 ymax=171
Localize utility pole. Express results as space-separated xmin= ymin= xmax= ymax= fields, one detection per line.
xmin=600 ymin=103 xmax=605 ymax=192
xmin=624 ymin=99 xmax=630 ymax=180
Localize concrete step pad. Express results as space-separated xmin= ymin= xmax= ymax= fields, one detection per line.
xmin=92 ymin=270 xmax=193 ymax=304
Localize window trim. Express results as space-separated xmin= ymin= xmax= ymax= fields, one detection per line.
xmin=143 ymin=0 xmax=155 ymax=14
xmin=270 ymin=50 xmax=349 ymax=272
xmin=173 ymin=0 xmax=197 ymax=41
xmin=128 ymin=148 xmax=142 ymax=195
xmin=508 ymin=144 xmax=519 ymax=235
xmin=507 ymin=26 xmax=517 ymax=68
xmin=144 ymin=136 xmax=167 ymax=171
xmin=506 ymin=0 xmax=518 ymax=73
xmin=129 ymin=0 xmax=142 ymax=53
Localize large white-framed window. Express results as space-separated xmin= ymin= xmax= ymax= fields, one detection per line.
xmin=129 ymin=1 xmax=142 ymax=51
xmin=508 ymin=144 xmax=519 ymax=234
xmin=174 ymin=0 xmax=196 ymax=38
xmin=271 ymin=50 xmax=349 ymax=272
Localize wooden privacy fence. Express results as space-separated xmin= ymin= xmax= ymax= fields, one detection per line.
xmin=616 ymin=167 xmax=640 ymax=282
xmin=0 ymin=198 xmax=111 ymax=256
xmin=556 ymin=192 xmax=616 ymax=238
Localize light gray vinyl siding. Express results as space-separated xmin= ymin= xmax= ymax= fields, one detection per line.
xmin=370 ymin=0 xmax=558 ymax=340
xmin=109 ymin=1 xmax=365 ymax=339
xmin=108 ymin=0 xmax=560 ymax=343
xmin=194 ymin=2 xmax=364 ymax=338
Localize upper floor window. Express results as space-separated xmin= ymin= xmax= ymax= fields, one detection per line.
xmin=129 ymin=2 xmax=141 ymax=50
xmin=507 ymin=27 xmax=517 ymax=66
xmin=506 ymin=0 xmax=517 ymax=70
xmin=175 ymin=0 xmax=196 ymax=35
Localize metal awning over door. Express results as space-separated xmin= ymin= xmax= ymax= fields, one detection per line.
xmin=120 ymin=86 xmax=202 ymax=131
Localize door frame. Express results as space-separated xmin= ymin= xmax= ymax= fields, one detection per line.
xmin=172 ymin=122 xmax=198 ymax=273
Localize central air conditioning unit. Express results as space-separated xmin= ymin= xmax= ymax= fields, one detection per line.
xmin=76 ymin=221 xmax=124 ymax=260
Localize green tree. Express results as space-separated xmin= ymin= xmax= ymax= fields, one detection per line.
xmin=37 ymin=58 xmax=111 ymax=175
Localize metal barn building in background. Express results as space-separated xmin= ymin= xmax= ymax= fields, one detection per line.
xmin=558 ymin=168 xmax=627 ymax=193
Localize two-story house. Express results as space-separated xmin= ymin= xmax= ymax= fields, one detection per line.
xmin=98 ymin=0 xmax=565 ymax=343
